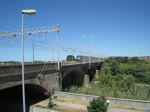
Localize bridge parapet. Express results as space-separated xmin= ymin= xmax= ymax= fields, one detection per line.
xmin=61 ymin=60 xmax=103 ymax=66
xmin=0 ymin=63 xmax=58 ymax=76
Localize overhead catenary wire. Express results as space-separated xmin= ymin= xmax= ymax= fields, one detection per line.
xmin=0 ymin=25 xmax=104 ymax=62
xmin=0 ymin=25 xmax=60 ymax=63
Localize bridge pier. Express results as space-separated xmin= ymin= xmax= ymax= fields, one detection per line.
xmin=83 ymin=74 xmax=90 ymax=87
xmin=95 ymin=70 xmax=100 ymax=78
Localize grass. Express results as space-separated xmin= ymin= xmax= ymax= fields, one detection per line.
xmin=35 ymin=97 xmax=144 ymax=112
xmin=52 ymin=97 xmax=89 ymax=105
xmin=109 ymin=104 xmax=144 ymax=111
xmin=54 ymin=106 xmax=87 ymax=112
xmin=135 ymin=83 xmax=150 ymax=87
xmin=35 ymin=97 xmax=89 ymax=112
xmin=35 ymin=102 xmax=88 ymax=112
xmin=34 ymin=105 xmax=69 ymax=112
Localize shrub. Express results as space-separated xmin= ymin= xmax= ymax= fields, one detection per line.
xmin=48 ymin=96 xmax=54 ymax=108
xmin=87 ymin=96 xmax=108 ymax=112
xmin=47 ymin=91 xmax=55 ymax=108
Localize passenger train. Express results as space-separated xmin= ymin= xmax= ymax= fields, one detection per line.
xmin=76 ymin=55 xmax=100 ymax=62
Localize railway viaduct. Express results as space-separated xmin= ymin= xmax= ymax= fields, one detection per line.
xmin=0 ymin=61 xmax=102 ymax=93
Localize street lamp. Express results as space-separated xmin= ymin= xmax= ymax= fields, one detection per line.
xmin=21 ymin=9 xmax=36 ymax=112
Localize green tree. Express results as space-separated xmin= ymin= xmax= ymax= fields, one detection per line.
xmin=129 ymin=57 xmax=139 ymax=64
xmin=100 ymin=63 xmax=111 ymax=75
xmin=105 ymin=57 xmax=114 ymax=63
xmin=132 ymin=63 xmax=145 ymax=78
xmin=101 ymin=57 xmax=150 ymax=84
xmin=115 ymin=57 xmax=129 ymax=63
xmin=109 ymin=59 xmax=121 ymax=75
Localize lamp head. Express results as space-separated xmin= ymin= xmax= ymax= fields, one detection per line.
xmin=22 ymin=9 xmax=36 ymax=15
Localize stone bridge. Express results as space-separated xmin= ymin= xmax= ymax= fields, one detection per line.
xmin=0 ymin=61 xmax=102 ymax=92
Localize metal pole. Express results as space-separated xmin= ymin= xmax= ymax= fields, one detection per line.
xmin=56 ymin=23 xmax=61 ymax=89
xmin=52 ymin=47 xmax=54 ymax=62
xmin=33 ymin=41 xmax=34 ymax=62
xmin=57 ymin=29 xmax=60 ymax=70
xmin=22 ymin=14 xmax=26 ymax=112
xmin=89 ymin=46 xmax=91 ymax=67
xmin=57 ymin=40 xmax=60 ymax=70
xmin=72 ymin=49 xmax=73 ymax=62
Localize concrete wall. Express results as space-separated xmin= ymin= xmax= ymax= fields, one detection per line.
xmin=54 ymin=91 xmax=150 ymax=111
xmin=30 ymin=106 xmax=61 ymax=112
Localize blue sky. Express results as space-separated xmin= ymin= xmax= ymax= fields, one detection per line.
xmin=0 ymin=0 xmax=150 ymax=61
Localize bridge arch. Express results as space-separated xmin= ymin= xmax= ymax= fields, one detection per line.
xmin=62 ymin=69 xmax=85 ymax=89
xmin=0 ymin=84 xmax=49 ymax=112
